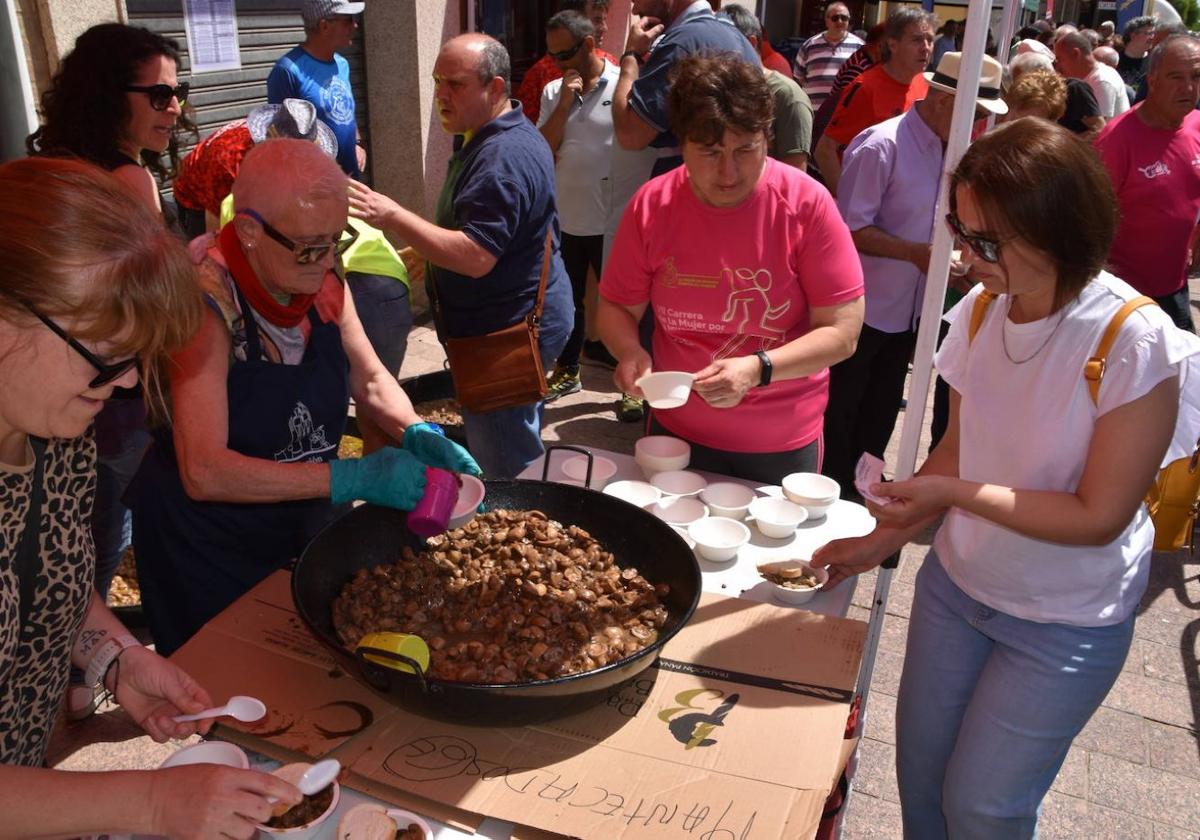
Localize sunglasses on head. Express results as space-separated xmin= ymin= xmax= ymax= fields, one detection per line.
xmin=20 ymin=300 xmax=140 ymax=388
xmin=240 ymin=209 xmax=359 ymax=265
xmin=549 ymin=40 xmax=585 ymax=61
xmin=944 ymin=212 xmax=1014 ymax=264
xmin=124 ymin=82 xmax=189 ymax=111
xmin=829 ymin=14 xmax=850 ymax=22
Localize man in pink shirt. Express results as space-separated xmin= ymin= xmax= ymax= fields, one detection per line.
xmin=1096 ymin=34 xmax=1200 ymax=332
xmin=598 ymin=54 xmax=864 ymax=483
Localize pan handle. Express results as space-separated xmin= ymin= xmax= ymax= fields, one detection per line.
xmin=542 ymin=444 xmax=594 ymax=487
xmin=355 ymin=646 xmax=430 ymax=694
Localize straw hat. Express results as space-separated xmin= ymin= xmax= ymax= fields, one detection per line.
xmin=923 ymin=51 xmax=1009 ymax=115
xmin=246 ymin=98 xmax=338 ymax=158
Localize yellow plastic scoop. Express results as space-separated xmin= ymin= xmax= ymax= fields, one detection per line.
xmin=355 ymin=632 xmax=430 ymax=675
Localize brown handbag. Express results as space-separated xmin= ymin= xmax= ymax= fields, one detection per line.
xmin=437 ymin=230 xmax=553 ymax=414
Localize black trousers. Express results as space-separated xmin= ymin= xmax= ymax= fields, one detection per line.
xmin=1154 ymin=285 xmax=1195 ymax=333
xmin=557 ymin=232 xmax=605 ymax=369
xmin=823 ymin=324 xmax=918 ymax=498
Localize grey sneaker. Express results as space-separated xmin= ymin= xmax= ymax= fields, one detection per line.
xmin=544 ymin=366 xmax=582 ymax=402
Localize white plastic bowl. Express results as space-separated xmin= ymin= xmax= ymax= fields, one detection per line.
xmin=635 ymin=371 xmax=695 ymax=409
xmin=645 ymin=495 xmax=709 ymax=527
xmin=749 ymin=496 xmax=809 ymax=538
xmin=760 ymin=560 xmax=829 ymax=605
xmin=651 ymin=469 xmax=707 ymax=497
xmin=336 ymin=803 xmax=434 ymax=840
xmin=448 ymin=474 xmax=485 ymax=530
xmin=782 ymin=472 xmax=840 ymax=519
xmin=561 ymin=453 xmax=618 ymax=489
xmin=634 ymin=435 xmax=691 ymax=476
xmin=158 ymin=740 xmax=249 ymax=770
xmin=257 ymin=763 xmax=341 ymax=839
xmin=603 ymin=479 xmax=662 ymax=507
xmin=688 ymin=517 xmax=751 ymax=563
xmin=699 ymin=482 xmax=756 ymax=519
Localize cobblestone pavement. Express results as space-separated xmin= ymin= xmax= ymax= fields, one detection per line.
xmin=50 ymin=281 xmax=1199 ymax=839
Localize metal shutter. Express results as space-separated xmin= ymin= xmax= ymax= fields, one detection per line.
xmin=125 ymin=0 xmax=370 ymax=181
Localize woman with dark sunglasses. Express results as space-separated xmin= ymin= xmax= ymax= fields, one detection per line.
xmin=26 ymin=21 xmax=195 ymax=719
xmin=126 ymin=139 xmax=480 ymax=657
xmin=816 ymin=118 xmax=1200 ymax=837
xmin=0 ymin=157 xmax=304 ymax=838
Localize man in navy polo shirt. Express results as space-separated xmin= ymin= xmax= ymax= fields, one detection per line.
xmin=348 ymin=34 xmax=572 ymax=479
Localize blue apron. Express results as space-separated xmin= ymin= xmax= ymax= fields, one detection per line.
xmin=129 ymin=284 xmax=350 ymax=656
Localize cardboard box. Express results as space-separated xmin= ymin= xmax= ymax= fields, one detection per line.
xmin=174 ymin=571 xmax=866 ymax=839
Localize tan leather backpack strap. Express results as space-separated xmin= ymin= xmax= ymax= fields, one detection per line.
xmin=1084 ymin=296 xmax=1157 ymax=406
xmin=968 ymin=290 xmax=998 ymax=345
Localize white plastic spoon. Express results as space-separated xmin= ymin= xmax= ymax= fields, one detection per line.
xmin=172 ymin=694 xmax=266 ymax=724
xmin=267 ymin=759 xmax=342 ymax=812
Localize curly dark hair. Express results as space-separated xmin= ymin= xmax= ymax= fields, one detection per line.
xmin=26 ymin=23 xmax=195 ymax=180
xmin=668 ymin=54 xmax=773 ymax=146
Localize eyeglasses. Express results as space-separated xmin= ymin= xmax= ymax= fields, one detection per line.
xmin=124 ymin=82 xmax=189 ymax=111
xmin=944 ymin=212 xmax=1015 ymax=264
xmin=828 ymin=14 xmax=850 ymax=22
xmin=549 ymin=40 xmax=585 ymax=61
xmin=240 ymin=209 xmax=359 ymax=265
xmin=20 ymin=301 xmax=140 ymax=388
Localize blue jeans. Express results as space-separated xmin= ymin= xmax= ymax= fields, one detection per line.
xmin=896 ymin=553 xmax=1134 ymax=840
xmin=92 ymin=398 xmax=151 ymax=599
xmin=347 ymin=272 xmax=413 ymax=377
xmin=461 ymin=316 xmax=569 ymax=479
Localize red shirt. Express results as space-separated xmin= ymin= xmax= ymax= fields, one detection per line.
xmin=516 ymin=50 xmax=618 ymax=124
xmin=761 ymin=41 xmax=793 ymax=77
xmin=173 ymin=121 xmax=254 ymax=215
xmin=824 ymin=65 xmax=928 ymax=148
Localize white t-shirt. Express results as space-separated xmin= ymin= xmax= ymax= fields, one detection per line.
xmin=538 ymin=60 xmax=621 ymax=237
xmin=933 ymin=272 xmax=1200 ymax=626
xmin=1086 ymin=62 xmax=1130 ymax=118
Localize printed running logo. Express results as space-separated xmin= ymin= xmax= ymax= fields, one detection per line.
xmin=658 ymin=688 xmax=741 ymax=750
xmin=1138 ymin=161 xmax=1171 ymax=179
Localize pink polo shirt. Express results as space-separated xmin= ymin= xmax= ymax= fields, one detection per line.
xmin=601 ymin=157 xmax=864 ymax=453
xmin=1096 ymin=106 xmax=1200 ymax=298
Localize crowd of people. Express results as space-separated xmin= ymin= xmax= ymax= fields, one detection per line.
xmin=1 ymin=0 xmax=1199 ymax=836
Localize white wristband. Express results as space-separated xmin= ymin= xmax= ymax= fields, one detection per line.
xmin=84 ymin=634 xmax=141 ymax=687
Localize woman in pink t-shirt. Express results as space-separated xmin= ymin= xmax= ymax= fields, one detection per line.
xmin=597 ymin=54 xmax=865 ymax=484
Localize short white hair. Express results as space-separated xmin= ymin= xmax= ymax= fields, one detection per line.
xmin=1010 ymin=51 xmax=1054 ymax=80
xmin=232 ymin=138 xmax=346 ymax=221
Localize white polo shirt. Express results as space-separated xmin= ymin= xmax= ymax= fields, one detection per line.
xmin=537 ymin=59 xmax=620 ymax=237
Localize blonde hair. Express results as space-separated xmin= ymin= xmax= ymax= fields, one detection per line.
xmin=0 ymin=157 xmax=202 ymax=416
xmin=232 ymin=138 xmax=347 ymax=221
xmin=1005 ymin=70 xmax=1067 ymax=122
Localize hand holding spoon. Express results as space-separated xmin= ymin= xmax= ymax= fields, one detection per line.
xmin=172 ymin=694 xmax=267 ymax=724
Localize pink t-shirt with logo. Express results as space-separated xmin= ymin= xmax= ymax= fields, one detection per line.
xmin=1096 ymin=106 xmax=1200 ymax=298
xmin=600 ymin=157 xmax=864 ymax=453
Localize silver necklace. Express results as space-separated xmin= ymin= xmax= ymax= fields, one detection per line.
xmin=1001 ymin=298 xmax=1067 ymax=365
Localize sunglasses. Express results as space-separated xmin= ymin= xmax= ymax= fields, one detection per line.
xmin=828 ymin=14 xmax=850 ymax=22
xmin=549 ymin=40 xmax=585 ymax=61
xmin=240 ymin=209 xmax=359 ymax=265
xmin=944 ymin=212 xmax=1014 ymax=264
xmin=124 ymin=82 xmax=189 ymax=111
xmin=21 ymin=301 xmax=140 ymax=388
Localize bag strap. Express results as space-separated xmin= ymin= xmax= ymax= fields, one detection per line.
xmin=1084 ymin=295 xmax=1157 ymax=406
xmin=967 ymin=290 xmax=997 ymax=345
xmin=15 ymin=437 xmax=48 ymax=635
xmin=527 ymin=228 xmax=554 ymax=328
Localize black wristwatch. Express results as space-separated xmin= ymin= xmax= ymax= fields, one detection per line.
xmin=755 ymin=350 xmax=773 ymax=387
xmin=621 ymin=49 xmax=644 ymax=66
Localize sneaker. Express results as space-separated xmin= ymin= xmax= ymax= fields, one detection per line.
xmin=65 ymin=682 xmax=104 ymax=722
xmin=544 ymin=366 xmax=582 ymax=403
xmin=582 ymin=340 xmax=618 ymax=368
xmin=617 ymin=392 xmax=645 ymax=423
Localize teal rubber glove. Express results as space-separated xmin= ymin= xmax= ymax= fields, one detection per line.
xmin=329 ymin=447 xmax=428 ymax=510
xmin=402 ymin=423 xmax=483 ymax=477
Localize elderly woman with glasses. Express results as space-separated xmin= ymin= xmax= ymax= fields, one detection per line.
xmin=128 ymin=138 xmax=479 ymax=656
xmin=817 ymin=119 xmax=1200 ymax=837
xmin=0 ymin=157 xmax=304 ymax=838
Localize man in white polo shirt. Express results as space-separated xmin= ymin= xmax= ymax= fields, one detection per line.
xmin=1055 ymin=30 xmax=1130 ymax=118
xmin=538 ymin=9 xmax=621 ymax=400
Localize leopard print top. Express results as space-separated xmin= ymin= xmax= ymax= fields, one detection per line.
xmin=0 ymin=434 xmax=95 ymax=766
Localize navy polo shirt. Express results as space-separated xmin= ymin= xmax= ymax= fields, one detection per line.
xmin=429 ymin=102 xmax=572 ymax=340
xmin=629 ymin=1 xmax=760 ymax=170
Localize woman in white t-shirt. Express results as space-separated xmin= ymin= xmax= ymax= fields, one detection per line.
xmin=816 ymin=117 xmax=1200 ymax=839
